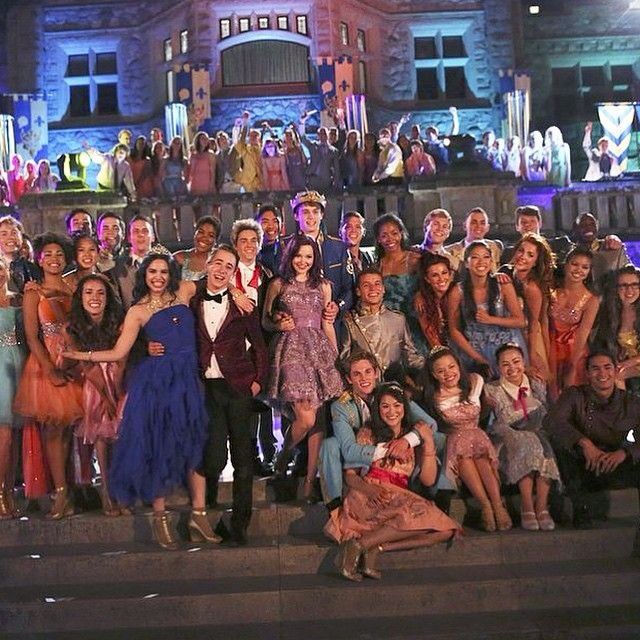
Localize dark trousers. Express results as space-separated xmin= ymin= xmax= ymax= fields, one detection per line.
xmin=203 ymin=378 xmax=256 ymax=532
xmin=254 ymin=402 xmax=277 ymax=463
xmin=556 ymin=447 xmax=640 ymax=503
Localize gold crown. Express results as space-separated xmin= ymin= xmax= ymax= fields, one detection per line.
xmin=148 ymin=243 xmax=172 ymax=257
xmin=290 ymin=190 xmax=327 ymax=211
xmin=428 ymin=345 xmax=451 ymax=359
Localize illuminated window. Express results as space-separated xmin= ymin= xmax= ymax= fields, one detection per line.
xmin=239 ymin=17 xmax=250 ymax=33
xmin=277 ymin=15 xmax=289 ymax=30
xmin=258 ymin=16 xmax=270 ymax=29
xmin=528 ymin=5 xmax=540 ymax=14
xmin=296 ymin=15 xmax=308 ymax=35
xmin=339 ymin=22 xmax=349 ymax=46
xmin=219 ymin=18 xmax=231 ymax=39
xmin=65 ymin=49 xmax=119 ymax=118
xmin=164 ymin=38 xmax=173 ymax=62
xmin=180 ymin=30 xmax=188 ymax=54
xmin=356 ymin=29 xmax=366 ymax=52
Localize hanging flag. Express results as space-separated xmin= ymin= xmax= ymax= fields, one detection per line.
xmin=334 ymin=55 xmax=354 ymax=105
xmin=597 ymin=102 xmax=636 ymax=172
xmin=165 ymin=103 xmax=189 ymax=147
xmin=345 ymin=94 xmax=368 ymax=141
xmin=2 ymin=93 xmax=48 ymax=163
xmin=173 ymin=62 xmax=211 ymax=133
xmin=316 ymin=57 xmax=336 ymax=99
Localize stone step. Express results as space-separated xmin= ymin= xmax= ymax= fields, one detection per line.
xmin=2 ymin=558 xmax=640 ymax=634
xmin=0 ymin=519 xmax=636 ymax=587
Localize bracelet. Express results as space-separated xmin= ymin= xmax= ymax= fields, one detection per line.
xmin=231 ymin=292 xmax=242 ymax=300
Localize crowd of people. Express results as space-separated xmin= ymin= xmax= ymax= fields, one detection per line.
xmin=0 ymin=113 xmax=619 ymax=206
xmin=0 ymin=188 xmax=638 ymax=582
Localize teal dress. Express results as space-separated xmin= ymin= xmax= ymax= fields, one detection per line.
xmin=0 ymin=306 xmax=25 ymax=427
xmin=383 ymin=272 xmax=428 ymax=356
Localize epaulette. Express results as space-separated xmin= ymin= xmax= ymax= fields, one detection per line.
xmin=338 ymin=390 xmax=354 ymax=404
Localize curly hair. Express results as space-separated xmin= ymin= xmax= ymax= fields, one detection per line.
xmin=417 ymin=252 xmax=453 ymax=344
xmin=279 ymin=234 xmax=323 ymax=288
xmin=132 ymin=253 xmax=181 ymax=305
xmin=32 ymin=232 xmax=73 ymax=267
xmin=68 ymin=274 xmax=124 ymax=350
xmin=510 ymin=232 xmax=555 ymax=298
xmin=369 ymin=383 xmax=412 ymax=444
xmin=461 ymin=240 xmax=500 ymax=325
xmin=373 ymin=213 xmax=409 ymax=258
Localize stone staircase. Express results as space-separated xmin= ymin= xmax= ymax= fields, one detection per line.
xmin=1 ymin=481 xmax=640 ymax=640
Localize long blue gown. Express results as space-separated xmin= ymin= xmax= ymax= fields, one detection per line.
xmin=110 ymin=305 xmax=208 ymax=504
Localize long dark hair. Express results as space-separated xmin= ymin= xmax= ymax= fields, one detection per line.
xmin=32 ymin=232 xmax=73 ymax=267
xmin=279 ymin=234 xmax=323 ymax=288
xmin=68 ymin=274 xmax=124 ymax=350
xmin=419 ymin=347 xmax=472 ymax=432
xmin=417 ymin=252 xmax=453 ymax=345
xmin=461 ymin=240 xmax=500 ymax=324
xmin=557 ymin=246 xmax=594 ymax=290
xmin=132 ymin=253 xmax=181 ymax=305
xmin=373 ymin=213 xmax=410 ymax=258
xmin=369 ymin=383 xmax=412 ymax=444
xmin=592 ymin=265 xmax=640 ymax=359
xmin=510 ymin=232 xmax=555 ymax=298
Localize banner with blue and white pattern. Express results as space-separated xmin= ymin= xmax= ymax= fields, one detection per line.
xmin=597 ymin=102 xmax=637 ymax=172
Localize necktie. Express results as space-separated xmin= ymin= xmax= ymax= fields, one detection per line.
xmin=599 ymin=154 xmax=612 ymax=176
xmin=514 ymin=387 xmax=529 ymax=418
xmin=203 ymin=290 xmax=228 ymax=303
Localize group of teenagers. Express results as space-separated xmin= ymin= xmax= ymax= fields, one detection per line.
xmin=0 ymin=189 xmax=639 ymax=583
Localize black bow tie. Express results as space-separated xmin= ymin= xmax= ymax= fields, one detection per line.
xmin=203 ymin=289 xmax=227 ymax=303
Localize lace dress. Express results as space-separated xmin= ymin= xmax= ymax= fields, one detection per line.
xmin=324 ymin=427 xmax=461 ymax=542
xmin=437 ymin=374 xmax=499 ymax=485
xmin=484 ymin=376 xmax=560 ymax=486
xmin=0 ymin=306 xmax=25 ymax=427
xmin=267 ymin=280 xmax=343 ymax=407
xmin=180 ymin=253 xmax=206 ymax=281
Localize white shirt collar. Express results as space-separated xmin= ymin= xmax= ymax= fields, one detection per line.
xmin=500 ymin=374 xmax=530 ymax=402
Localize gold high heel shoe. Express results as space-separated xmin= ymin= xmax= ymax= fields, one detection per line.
xmin=336 ymin=539 xmax=363 ymax=582
xmin=152 ymin=511 xmax=179 ymax=550
xmin=361 ymin=544 xmax=383 ymax=580
xmin=46 ymin=486 xmax=74 ymax=520
xmin=188 ymin=509 xmax=222 ymax=543
xmin=480 ymin=503 xmax=496 ymax=532
xmin=0 ymin=484 xmax=16 ymax=520
xmin=494 ymin=502 xmax=513 ymax=531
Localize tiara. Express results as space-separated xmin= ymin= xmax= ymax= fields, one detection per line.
xmin=428 ymin=345 xmax=450 ymax=359
xmin=290 ymin=190 xmax=327 ymax=211
xmin=148 ymin=243 xmax=172 ymax=257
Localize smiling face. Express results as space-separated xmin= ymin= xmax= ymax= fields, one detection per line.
xmin=378 ymin=393 xmax=405 ymax=432
xmin=258 ymin=210 xmax=280 ymax=243
xmin=431 ymin=354 xmax=460 ymax=389
xmin=292 ymin=244 xmax=314 ymax=278
xmin=498 ymin=347 xmax=525 ymax=386
xmin=0 ymin=222 xmax=22 ymax=258
xmin=466 ymin=245 xmax=492 ymax=277
xmin=377 ymin=221 xmax=403 ymax=254
xmin=75 ymin=236 xmax=99 ymax=271
xmin=516 ymin=214 xmax=541 ymax=235
xmin=264 ymin=141 xmax=277 ymax=157
xmin=81 ymin=278 xmax=107 ymax=321
xmin=145 ymin=259 xmax=169 ymax=296
xmin=340 ymin=215 xmax=365 ymax=249
xmin=38 ymin=242 xmax=66 ymax=275
xmin=617 ymin=271 xmax=640 ymax=306
xmin=575 ymin=214 xmax=598 ymax=244
xmin=98 ymin=216 xmax=123 ymax=252
xmin=465 ymin=211 xmax=489 ymax=242
xmin=69 ymin=212 xmax=92 ymax=235
xmin=129 ymin=220 xmax=154 ymax=256
xmin=356 ymin=272 xmax=384 ymax=307
xmin=425 ymin=262 xmax=452 ymax=297
xmin=295 ymin=203 xmax=323 ymax=236
xmin=586 ymin=354 xmax=616 ymax=397
xmin=513 ymin=240 xmax=539 ymax=275
xmin=206 ymin=249 xmax=237 ymax=292
xmin=424 ymin=215 xmax=451 ymax=247
xmin=194 ymin=222 xmax=217 ymax=254
xmin=565 ymin=254 xmax=591 ymax=285
xmin=235 ymin=229 xmax=260 ymax=265
xmin=347 ymin=358 xmax=379 ymax=399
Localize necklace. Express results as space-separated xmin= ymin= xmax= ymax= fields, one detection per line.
xmin=147 ymin=294 xmax=171 ymax=313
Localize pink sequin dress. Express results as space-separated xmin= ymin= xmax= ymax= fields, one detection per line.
xmin=437 ymin=374 xmax=498 ymax=484
xmin=324 ymin=427 xmax=461 ymax=543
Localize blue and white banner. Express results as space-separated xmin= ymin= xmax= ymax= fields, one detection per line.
xmin=174 ymin=63 xmax=211 ymax=127
xmin=165 ymin=103 xmax=189 ymax=145
xmin=317 ymin=57 xmax=336 ymax=99
xmin=0 ymin=115 xmax=15 ymax=171
xmin=2 ymin=93 xmax=48 ymax=163
xmin=597 ymin=102 xmax=636 ymax=172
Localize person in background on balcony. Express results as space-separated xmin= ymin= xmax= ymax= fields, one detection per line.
xmin=413 ymin=252 xmax=455 ymax=351
xmin=261 ymin=138 xmax=289 ymax=192
xmin=6 ymin=154 xmax=26 ymax=205
xmin=475 ymin=130 xmax=497 ymax=168
xmin=256 ymin=205 xmax=283 ymax=275
xmin=423 ymin=107 xmax=459 ymax=172
xmin=96 ymin=212 xmax=125 ymax=273
xmin=150 ymin=140 xmax=166 ymax=197
xmin=299 ymin=113 xmax=341 ymax=192
xmin=282 ymin=126 xmax=307 ymax=192
xmin=173 ymin=215 xmax=220 ymax=282
xmin=326 ymin=382 xmax=460 ymax=582
xmin=0 ymin=254 xmax=25 ymax=519
xmin=503 ymin=233 xmax=555 ymax=382
xmin=89 ymin=143 xmax=136 ymax=199
xmin=0 ymin=216 xmax=39 ymax=294
xmin=421 ymin=347 xmax=511 ymax=532
xmin=115 ymin=129 xmax=132 ymax=153
xmin=548 ymin=247 xmax=599 ymax=399
xmin=23 ymin=160 xmax=37 ymax=193
xmin=485 ymin=343 xmax=560 ymax=531
xmin=405 ymin=140 xmax=436 ymax=180
xmin=582 ymin=121 xmax=621 ymax=181
xmin=339 ymin=130 xmax=364 ymax=189
xmin=162 ymin=136 xmax=189 ymax=198
xmin=447 ymin=240 xmax=527 ymax=377
xmin=371 ymin=128 xmax=404 ymax=186
xmin=340 ymin=211 xmax=374 ymax=286
xmin=544 ymin=126 xmax=571 ymax=187
xmin=128 ymin=136 xmax=154 ymax=199
xmin=187 ymin=131 xmax=217 ymax=197
xmin=397 ymin=134 xmax=412 ymax=161
xmin=591 ymin=266 xmax=640 ymax=395
xmin=13 ymin=233 xmax=84 ymax=520
xmin=522 ymin=131 xmax=547 ymax=182
xmin=0 ymin=169 xmax=8 ymax=207
xmin=414 ymin=208 xmax=459 ymax=270
xmin=215 ymin=130 xmax=242 ymax=194
xmin=505 ymin=136 xmax=522 ymax=178
xmin=445 ymin=207 xmax=502 ymax=273
xmin=32 ymin=159 xmax=60 ymax=194
xmin=361 ymin=133 xmax=380 ymax=186
xmin=545 ymin=350 xmax=640 ymax=529
xmin=233 ymin=112 xmax=264 ymax=193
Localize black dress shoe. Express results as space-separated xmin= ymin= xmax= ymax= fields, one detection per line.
xmin=253 ymin=459 xmax=273 ymax=478
xmin=572 ymin=502 xmax=593 ymax=529
xmin=213 ymin=519 xmax=232 ymax=542
xmin=230 ymin=527 xmax=248 ymax=546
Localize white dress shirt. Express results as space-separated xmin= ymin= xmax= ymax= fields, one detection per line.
xmin=203 ymin=288 xmax=229 ymax=379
